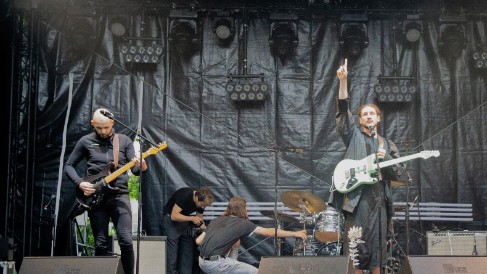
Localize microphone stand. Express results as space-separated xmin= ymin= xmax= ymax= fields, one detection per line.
xmin=370 ymin=129 xmax=384 ymax=274
xmin=107 ymin=114 xmax=157 ymax=274
xmin=404 ymin=168 xmax=414 ymax=256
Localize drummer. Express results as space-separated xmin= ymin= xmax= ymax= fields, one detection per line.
xmin=195 ymin=196 xmax=307 ymax=274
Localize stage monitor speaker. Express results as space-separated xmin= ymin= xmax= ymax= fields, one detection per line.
xmin=427 ymin=231 xmax=487 ymax=255
xmin=19 ymin=256 xmax=123 ymax=274
xmin=114 ymin=235 xmax=166 ymax=274
xmin=398 ymin=255 xmax=487 ymax=274
xmin=257 ymin=256 xmax=354 ymax=274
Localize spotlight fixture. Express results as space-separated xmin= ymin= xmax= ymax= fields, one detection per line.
xmin=403 ymin=15 xmax=423 ymax=43
xmin=109 ymin=16 xmax=128 ymax=37
xmin=374 ymin=76 xmax=416 ymax=103
xmin=472 ymin=46 xmax=487 ymax=69
xmin=119 ymin=43 xmax=164 ymax=64
xmin=339 ymin=14 xmax=369 ymax=57
xmin=226 ymin=74 xmax=269 ymax=103
xmin=438 ymin=15 xmax=467 ymax=58
xmin=66 ymin=17 xmax=96 ymax=55
xmin=211 ymin=11 xmax=235 ymax=46
xmin=268 ymin=12 xmax=299 ymax=58
xmin=169 ymin=10 xmax=200 ymax=54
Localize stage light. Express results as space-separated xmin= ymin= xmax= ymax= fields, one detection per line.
xmin=374 ymin=76 xmax=416 ymax=103
xmin=66 ymin=17 xmax=96 ymax=55
xmin=472 ymin=49 xmax=487 ymax=69
xmin=226 ymin=74 xmax=269 ymax=103
xmin=119 ymin=43 xmax=164 ymax=64
xmin=109 ymin=16 xmax=128 ymax=37
xmin=403 ymin=15 xmax=422 ymax=43
xmin=339 ymin=14 xmax=369 ymax=57
xmin=269 ymin=12 xmax=299 ymax=58
xmin=438 ymin=15 xmax=467 ymax=58
xmin=169 ymin=10 xmax=200 ymax=55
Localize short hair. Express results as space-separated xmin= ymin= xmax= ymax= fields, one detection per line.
xmin=225 ymin=196 xmax=248 ymax=220
xmin=357 ymin=103 xmax=381 ymax=118
xmin=92 ymin=108 xmax=112 ymax=122
xmin=195 ymin=187 xmax=214 ymax=205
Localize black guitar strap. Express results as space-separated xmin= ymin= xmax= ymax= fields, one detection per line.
xmin=113 ymin=133 xmax=119 ymax=168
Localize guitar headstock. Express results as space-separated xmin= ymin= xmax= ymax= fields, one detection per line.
xmin=145 ymin=141 xmax=168 ymax=156
xmin=420 ymin=150 xmax=440 ymax=159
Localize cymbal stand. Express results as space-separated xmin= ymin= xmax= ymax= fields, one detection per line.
xmin=299 ymin=204 xmax=310 ymax=255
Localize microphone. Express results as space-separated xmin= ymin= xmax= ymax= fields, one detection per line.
xmin=368 ymin=124 xmax=375 ymax=135
xmin=43 ymin=194 xmax=56 ymax=210
xmin=100 ymin=109 xmax=114 ymax=119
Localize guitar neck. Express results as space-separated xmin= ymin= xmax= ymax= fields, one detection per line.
xmin=378 ymin=152 xmax=423 ymax=169
xmin=104 ymin=142 xmax=167 ymax=183
xmin=104 ymin=161 xmax=136 ymax=183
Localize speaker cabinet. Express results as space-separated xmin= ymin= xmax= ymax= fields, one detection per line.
xmin=19 ymin=256 xmax=123 ymax=274
xmin=399 ymin=255 xmax=487 ymax=274
xmin=257 ymin=256 xmax=354 ymax=274
xmin=427 ymin=231 xmax=487 ymax=255
xmin=114 ymin=235 xmax=166 ymax=274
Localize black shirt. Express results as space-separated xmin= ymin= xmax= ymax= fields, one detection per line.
xmin=163 ymin=187 xmax=204 ymax=216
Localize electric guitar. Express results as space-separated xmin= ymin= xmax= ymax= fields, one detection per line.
xmin=76 ymin=141 xmax=168 ymax=211
xmin=333 ymin=150 xmax=440 ymax=193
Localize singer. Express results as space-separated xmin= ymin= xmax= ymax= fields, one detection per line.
xmin=328 ymin=60 xmax=405 ymax=274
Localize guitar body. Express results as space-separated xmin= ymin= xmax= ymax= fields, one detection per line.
xmin=333 ymin=150 xmax=440 ymax=193
xmin=333 ymin=155 xmax=378 ymax=193
xmin=76 ymin=163 xmax=120 ymax=211
xmin=75 ymin=142 xmax=168 ymax=212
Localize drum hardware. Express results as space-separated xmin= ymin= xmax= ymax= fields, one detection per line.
xmin=259 ymin=210 xmax=299 ymax=223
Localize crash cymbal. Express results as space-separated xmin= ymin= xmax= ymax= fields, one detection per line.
xmin=259 ymin=210 xmax=299 ymax=223
xmin=281 ymin=190 xmax=326 ymax=214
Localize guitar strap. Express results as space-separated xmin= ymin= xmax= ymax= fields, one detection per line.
xmin=113 ymin=133 xmax=119 ymax=168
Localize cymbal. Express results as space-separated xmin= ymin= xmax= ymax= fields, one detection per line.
xmin=259 ymin=210 xmax=299 ymax=223
xmin=281 ymin=190 xmax=326 ymax=214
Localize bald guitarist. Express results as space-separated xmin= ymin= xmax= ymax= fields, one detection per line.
xmin=65 ymin=108 xmax=147 ymax=274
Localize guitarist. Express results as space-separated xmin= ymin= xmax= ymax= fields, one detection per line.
xmin=65 ymin=108 xmax=147 ymax=274
xmin=328 ymin=60 xmax=404 ymax=274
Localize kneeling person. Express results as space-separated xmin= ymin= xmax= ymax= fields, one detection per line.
xmin=196 ymin=196 xmax=307 ymax=274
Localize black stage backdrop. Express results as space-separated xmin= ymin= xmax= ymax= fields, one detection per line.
xmin=3 ymin=0 xmax=487 ymax=270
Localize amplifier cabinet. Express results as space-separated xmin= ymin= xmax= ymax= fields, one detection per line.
xmin=427 ymin=231 xmax=486 ymax=255
xmin=114 ymin=236 xmax=166 ymax=274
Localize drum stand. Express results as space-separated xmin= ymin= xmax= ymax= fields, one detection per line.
xmin=298 ymin=205 xmax=312 ymax=255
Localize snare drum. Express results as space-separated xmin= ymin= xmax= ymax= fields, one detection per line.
xmin=313 ymin=208 xmax=343 ymax=243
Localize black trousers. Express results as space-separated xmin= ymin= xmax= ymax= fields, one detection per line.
xmin=88 ymin=194 xmax=134 ymax=274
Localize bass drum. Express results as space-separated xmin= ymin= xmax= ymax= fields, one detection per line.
xmin=313 ymin=208 xmax=344 ymax=243
xmin=316 ymin=241 xmax=343 ymax=256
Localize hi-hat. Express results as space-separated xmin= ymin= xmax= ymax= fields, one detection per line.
xmin=281 ymin=190 xmax=326 ymax=214
xmin=259 ymin=210 xmax=299 ymax=223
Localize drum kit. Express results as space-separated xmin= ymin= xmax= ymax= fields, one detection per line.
xmin=260 ymin=190 xmax=344 ymax=257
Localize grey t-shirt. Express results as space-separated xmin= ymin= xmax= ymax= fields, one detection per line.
xmin=199 ymin=215 xmax=257 ymax=257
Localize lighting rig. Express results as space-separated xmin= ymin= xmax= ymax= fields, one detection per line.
xmin=226 ymin=74 xmax=270 ymax=103
xmin=374 ymin=76 xmax=417 ymax=103
xmin=472 ymin=44 xmax=487 ymax=69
